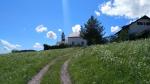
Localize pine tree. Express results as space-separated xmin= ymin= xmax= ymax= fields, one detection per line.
xmin=80 ymin=16 xmax=104 ymax=45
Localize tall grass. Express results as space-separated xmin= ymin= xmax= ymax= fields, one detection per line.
xmin=1 ymin=39 xmax=150 ymax=84
xmin=41 ymin=48 xmax=82 ymax=84
xmin=69 ymin=39 xmax=150 ymax=84
xmin=0 ymin=48 xmax=72 ymax=84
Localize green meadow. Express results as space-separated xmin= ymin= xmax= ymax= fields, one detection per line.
xmin=0 ymin=48 xmax=74 ymax=84
xmin=0 ymin=39 xmax=150 ymax=84
xmin=69 ymin=39 xmax=150 ymax=84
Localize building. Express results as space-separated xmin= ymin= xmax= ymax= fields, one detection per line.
xmin=116 ymin=15 xmax=150 ymax=40
xmin=67 ymin=32 xmax=87 ymax=46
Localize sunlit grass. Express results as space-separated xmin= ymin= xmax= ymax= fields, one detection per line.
xmin=41 ymin=48 xmax=81 ymax=84
xmin=0 ymin=48 xmax=73 ymax=84
xmin=1 ymin=39 xmax=150 ymax=84
xmin=69 ymin=39 xmax=150 ymax=84
xmin=41 ymin=56 xmax=68 ymax=84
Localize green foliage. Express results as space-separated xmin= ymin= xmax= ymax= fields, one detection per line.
xmin=43 ymin=43 xmax=69 ymax=50
xmin=12 ymin=50 xmax=36 ymax=53
xmin=80 ymin=16 xmax=104 ymax=45
xmin=43 ymin=44 xmax=51 ymax=50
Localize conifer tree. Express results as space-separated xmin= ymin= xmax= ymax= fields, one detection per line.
xmin=80 ymin=16 xmax=104 ymax=45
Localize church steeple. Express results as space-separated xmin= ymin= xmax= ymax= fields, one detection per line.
xmin=61 ymin=32 xmax=65 ymax=42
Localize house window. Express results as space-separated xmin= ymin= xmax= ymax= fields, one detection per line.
xmin=137 ymin=22 xmax=143 ymax=25
xmin=72 ymin=42 xmax=74 ymax=45
xmin=137 ymin=22 xmax=150 ymax=26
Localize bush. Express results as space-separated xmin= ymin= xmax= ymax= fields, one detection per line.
xmin=43 ymin=43 xmax=69 ymax=50
xmin=12 ymin=50 xmax=36 ymax=53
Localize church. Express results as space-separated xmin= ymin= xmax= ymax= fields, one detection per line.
xmin=67 ymin=32 xmax=87 ymax=46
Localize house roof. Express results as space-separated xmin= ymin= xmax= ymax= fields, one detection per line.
xmin=116 ymin=15 xmax=150 ymax=35
xmin=140 ymin=15 xmax=150 ymax=19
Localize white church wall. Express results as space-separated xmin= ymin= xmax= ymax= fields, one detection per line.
xmin=68 ymin=37 xmax=87 ymax=46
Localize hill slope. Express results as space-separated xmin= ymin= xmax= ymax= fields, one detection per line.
xmin=0 ymin=39 xmax=150 ymax=84
xmin=0 ymin=48 xmax=77 ymax=84
xmin=69 ymin=39 xmax=150 ymax=84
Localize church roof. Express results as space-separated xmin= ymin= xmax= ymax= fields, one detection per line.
xmin=68 ymin=32 xmax=80 ymax=38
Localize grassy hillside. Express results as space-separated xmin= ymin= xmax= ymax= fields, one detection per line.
xmin=69 ymin=39 xmax=150 ymax=84
xmin=41 ymin=48 xmax=81 ymax=84
xmin=0 ymin=39 xmax=150 ymax=84
xmin=0 ymin=48 xmax=74 ymax=84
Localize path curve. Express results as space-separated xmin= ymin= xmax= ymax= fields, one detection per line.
xmin=61 ymin=59 xmax=72 ymax=84
xmin=28 ymin=58 xmax=57 ymax=84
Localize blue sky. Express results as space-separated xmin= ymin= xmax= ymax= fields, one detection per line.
xmin=0 ymin=0 xmax=149 ymax=53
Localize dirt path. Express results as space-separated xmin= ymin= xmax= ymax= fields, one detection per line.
xmin=28 ymin=58 xmax=57 ymax=84
xmin=61 ymin=59 xmax=72 ymax=84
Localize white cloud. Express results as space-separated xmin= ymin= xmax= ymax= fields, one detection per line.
xmin=47 ymin=31 xmax=57 ymax=39
xmin=0 ymin=39 xmax=21 ymax=51
xmin=58 ymin=29 xmax=62 ymax=32
xmin=72 ymin=24 xmax=81 ymax=33
xmin=0 ymin=46 xmax=9 ymax=54
xmin=100 ymin=0 xmax=150 ymax=19
xmin=111 ymin=26 xmax=121 ymax=33
xmin=95 ymin=11 xmax=101 ymax=16
xmin=3 ymin=46 xmax=11 ymax=51
xmin=35 ymin=25 xmax=48 ymax=33
xmin=33 ymin=43 xmax=43 ymax=49
xmin=16 ymin=44 xmax=21 ymax=48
